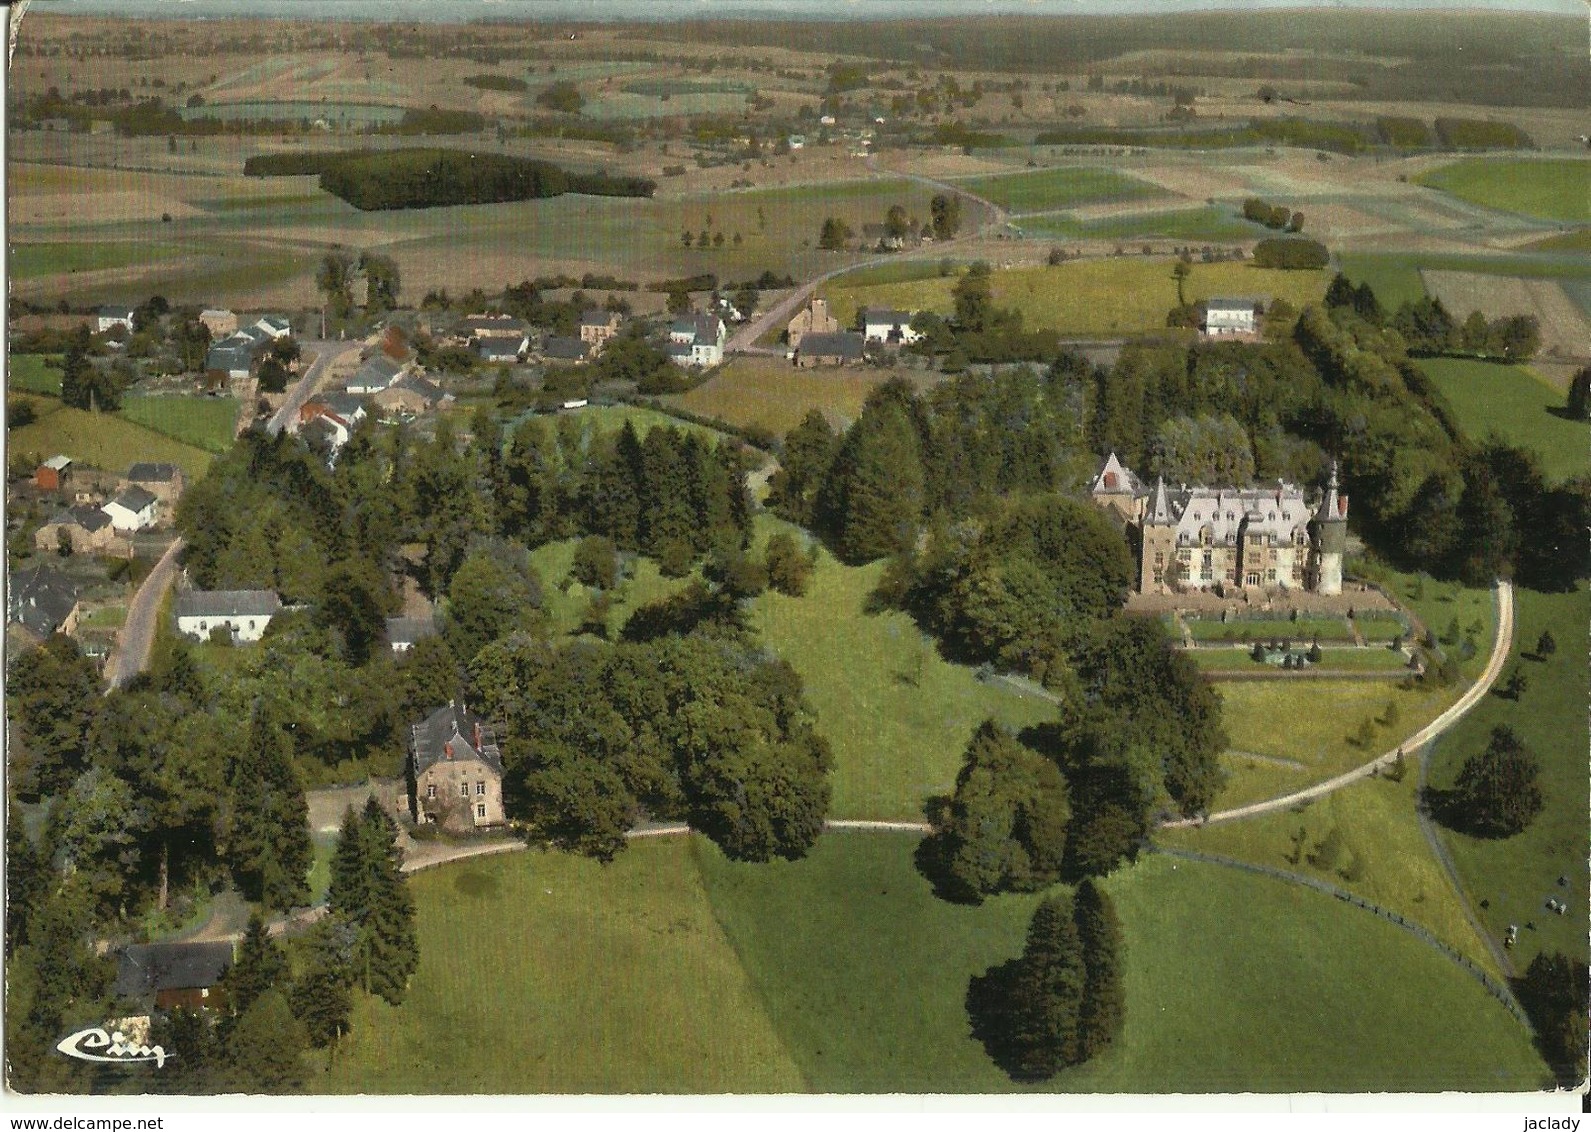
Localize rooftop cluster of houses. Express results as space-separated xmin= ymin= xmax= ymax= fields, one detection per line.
xmin=205 ymin=312 xmax=292 ymax=380
xmin=31 ymin=460 xmax=185 ymax=552
xmin=784 ymin=297 xmax=919 ymax=367
xmin=445 ymin=309 xmax=628 ymax=367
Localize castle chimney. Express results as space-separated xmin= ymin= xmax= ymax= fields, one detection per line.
xmin=444 ymin=740 xmax=453 ymax=760
xmin=473 ymin=721 xmax=482 ymax=751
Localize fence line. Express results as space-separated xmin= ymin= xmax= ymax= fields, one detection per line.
xmin=1153 ymin=845 xmax=1532 ymax=1031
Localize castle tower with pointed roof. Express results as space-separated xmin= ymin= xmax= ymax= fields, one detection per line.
xmin=1309 ymin=461 xmax=1349 ymax=596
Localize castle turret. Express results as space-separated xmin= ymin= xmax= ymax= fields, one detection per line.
xmin=1312 ymin=461 xmax=1348 ymax=595
xmin=1139 ymin=476 xmax=1178 ymax=594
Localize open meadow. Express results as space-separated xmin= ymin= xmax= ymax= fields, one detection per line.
xmin=7 ymin=354 xmax=61 ymax=396
xmin=1417 ymin=359 xmax=1586 ymax=483
xmin=1015 ymin=205 xmax=1267 ymax=244
xmin=748 ymin=519 xmax=1057 ymax=821
xmin=527 ymin=536 xmax=697 ymax=639
xmin=1423 ymin=585 xmax=1591 ymax=969
xmin=7 ymin=399 xmax=214 ymax=480
xmin=952 ymin=166 xmax=1165 ymax=214
xmin=119 ymin=395 xmax=240 ymax=454
xmin=821 ymin=259 xmax=1329 ymax=337
xmin=1416 ymin=158 xmax=1591 ymax=224
xmin=668 ymin=357 xmax=901 ymax=434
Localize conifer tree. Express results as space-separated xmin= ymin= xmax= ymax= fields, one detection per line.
xmin=220 ymin=912 xmax=288 ymax=1021
xmin=1006 ymin=893 xmax=1087 ymax=1079
xmin=1074 ymin=878 xmax=1125 ymax=1059
xmin=225 ymin=704 xmax=311 ymax=912
xmin=224 ymin=988 xmax=307 ymax=1092
xmin=291 ymin=917 xmax=356 ymax=1048
xmin=817 ymin=399 xmax=926 ymax=564
xmin=328 ymin=799 xmax=419 ymax=1005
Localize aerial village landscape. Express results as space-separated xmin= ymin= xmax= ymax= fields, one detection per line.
xmin=3 ymin=0 xmax=1588 ymax=1104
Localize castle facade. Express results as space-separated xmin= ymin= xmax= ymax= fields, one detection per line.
xmin=1090 ymin=453 xmax=1348 ymax=597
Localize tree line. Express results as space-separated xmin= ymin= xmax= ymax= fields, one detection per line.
xmin=1325 ymin=273 xmax=1541 ymax=363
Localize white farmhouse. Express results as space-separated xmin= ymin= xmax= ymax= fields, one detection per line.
xmin=101 ymin=486 xmax=159 ymax=532
xmin=667 ymin=313 xmax=727 ymax=368
xmin=861 ymin=308 xmax=921 ymax=345
xmin=1200 ymin=298 xmax=1260 ymax=339
xmin=175 ymin=589 xmax=282 ymax=643
xmin=97 ymin=305 xmax=136 ymax=334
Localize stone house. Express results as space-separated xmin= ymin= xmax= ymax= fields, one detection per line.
xmin=1200 ymin=298 xmax=1261 ymax=340
xmin=786 ymin=296 xmax=839 ymax=350
xmin=666 ymin=313 xmax=726 ymax=368
xmin=372 ymin=373 xmax=453 ymax=418
xmin=97 ymin=305 xmax=136 ymax=335
xmin=34 ymin=506 xmax=130 ymax=556
xmin=578 ymin=309 xmax=623 ymax=347
xmin=861 ymin=308 xmax=922 ymax=345
xmin=123 ymin=463 xmax=185 ymax=509
xmin=199 ymin=309 xmax=238 ymax=340
xmin=7 ymin=564 xmax=83 ymax=640
xmin=794 ymin=331 xmax=865 ymax=368
xmin=409 ymin=702 xmax=505 ymax=831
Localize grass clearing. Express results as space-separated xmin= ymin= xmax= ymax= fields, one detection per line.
xmin=669 ymin=357 xmax=895 ymax=434
xmin=8 ymin=354 xmax=62 ymax=396
xmin=528 ymin=537 xmax=697 ymax=639
xmin=1015 ymin=206 xmax=1265 ymax=243
xmin=1424 ymin=585 xmax=1590 ymax=969
xmin=319 ymin=840 xmax=805 ymax=1093
xmin=748 ymin=519 xmax=1056 ymax=820
xmin=1415 ymin=158 xmax=1591 ymax=223
xmin=1185 ymin=646 xmax=1410 ymax=673
xmin=8 ymin=404 xmax=213 ymax=481
xmin=1162 ymin=771 xmax=1503 ymax=975
xmin=1352 ymin=561 xmax=1497 ymax=682
xmin=697 ymin=835 xmax=1546 ymax=1092
xmin=954 ymin=167 xmax=1165 ymax=213
xmin=120 ymin=395 xmax=240 ymax=454
xmin=1186 ymin=615 xmax=1353 ymax=642
xmin=11 ymin=240 xmax=195 ymax=281
xmin=821 ymin=259 xmax=1328 ymax=337
xmin=1214 ymin=678 xmax=1457 ymax=809
xmin=1418 ymin=358 xmax=1587 ymax=483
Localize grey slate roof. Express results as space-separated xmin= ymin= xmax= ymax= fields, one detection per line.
xmin=541 ymin=336 xmax=589 ymax=361
xmin=127 ymin=462 xmax=180 ymax=484
xmin=52 ymin=505 xmax=112 ymax=533
xmin=671 ymin=313 xmax=722 ymax=342
xmin=349 ymin=355 xmax=402 ymax=388
xmin=411 ymin=703 xmax=504 ymax=777
xmin=389 ymin=373 xmax=446 ymax=404
xmin=206 ymin=341 xmax=256 ymax=373
xmin=862 ymin=308 xmax=912 ymax=325
xmin=7 ymin=565 xmax=81 ymax=637
xmin=108 ymin=485 xmax=158 ymax=514
xmin=113 ymin=942 xmax=234 ymax=998
xmin=797 ymin=331 xmax=865 ymax=360
xmin=579 ymin=309 xmax=617 ymax=328
xmin=386 ymin=615 xmax=438 ymax=647
xmin=478 ymin=337 xmax=525 ymax=360
xmin=321 ymin=392 xmax=368 ymax=419
xmin=175 ymin=589 xmax=282 ymax=619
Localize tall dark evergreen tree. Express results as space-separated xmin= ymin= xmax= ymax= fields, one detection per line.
xmin=225 ymin=703 xmax=312 ymax=911
xmin=291 ymin=917 xmax=356 ymax=1048
xmin=1074 ymin=878 xmax=1125 ymax=1059
xmin=219 ymin=911 xmax=288 ymax=1021
xmin=328 ymin=799 xmax=419 ymax=1005
xmin=967 ymin=893 xmax=1087 ymax=1081
xmin=816 ymin=398 xmax=926 ymax=564
xmin=771 ymin=410 xmax=838 ymax=528
xmin=224 ymin=988 xmax=307 ymax=1092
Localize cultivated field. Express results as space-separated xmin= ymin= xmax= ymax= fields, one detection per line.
xmin=697 ymin=837 xmax=1546 ymax=1093
xmin=1416 ymin=159 xmax=1591 ymax=224
xmin=821 ymin=259 xmax=1330 ymax=337
xmin=1016 ymin=206 xmax=1267 ymax=244
xmin=952 ymin=166 xmax=1165 ymax=214
xmin=668 ymin=357 xmax=902 ymax=434
xmin=1418 ymin=359 xmax=1586 ymax=482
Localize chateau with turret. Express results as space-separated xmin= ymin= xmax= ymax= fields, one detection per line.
xmin=1090 ymin=453 xmax=1348 ymax=596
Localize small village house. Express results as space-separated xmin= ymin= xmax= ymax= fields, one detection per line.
xmin=372 ymin=373 xmax=454 ymax=418
xmin=1200 ymin=298 xmax=1261 ymax=340
xmin=174 ymin=589 xmax=282 ymax=643
xmin=861 ymin=308 xmax=921 ymax=345
xmin=34 ymin=506 xmax=129 ymax=557
xmin=667 ymin=312 xmax=726 ymax=368
xmin=539 ymin=336 xmax=590 ymax=364
xmin=410 ymin=702 xmax=505 ymax=831
xmin=578 ymin=309 xmax=623 ymax=347
xmin=786 ymin=296 xmax=838 ymax=351
xmin=113 ymin=942 xmax=233 ymax=1013
xmin=7 ymin=564 xmax=83 ymax=641
xmin=794 ymin=331 xmax=865 ymax=368
xmin=123 ymin=463 xmax=185 ymax=509
xmin=344 ymin=355 xmax=404 ymax=395
xmin=102 ymin=486 xmax=159 ymax=532
xmin=34 ymin=455 xmax=73 ymax=493
xmin=253 ymin=314 xmax=292 ymax=340
xmin=479 ymin=336 xmax=529 ymax=364
xmin=386 ymin=614 xmax=438 ymax=654
xmin=198 ymin=309 xmax=238 ymax=340
xmin=97 ymin=305 xmax=136 ymax=335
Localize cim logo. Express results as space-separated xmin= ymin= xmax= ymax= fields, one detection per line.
xmin=56 ymin=1026 xmax=170 ymax=1069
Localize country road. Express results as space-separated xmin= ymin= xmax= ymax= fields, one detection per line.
xmin=723 ymin=157 xmax=1008 ymax=355
xmin=1163 ymin=580 xmax=1514 ymax=829
xmin=266 ymin=339 xmax=358 ymax=436
xmin=102 ymin=536 xmax=183 ymax=692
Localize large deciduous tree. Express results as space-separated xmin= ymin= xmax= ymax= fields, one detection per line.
xmin=1437 ymin=724 xmax=1542 ymax=838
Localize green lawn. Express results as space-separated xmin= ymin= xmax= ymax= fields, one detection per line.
xmin=748 ymin=520 xmax=1056 ymax=820
xmin=953 ymin=167 xmax=1165 ymax=214
xmin=1415 ymin=158 xmax=1591 ymax=224
xmin=8 ymin=354 xmax=62 ymax=396
xmin=1424 ymin=585 xmax=1590 ymax=969
xmin=319 ymin=839 xmax=806 ymax=1094
xmin=821 ymin=259 xmax=1328 ymax=338
xmin=120 ymin=395 xmax=240 ymax=455
xmin=1214 ymin=678 xmax=1458 ymax=809
xmin=1016 ymin=206 xmax=1266 ymax=243
xmin=528 ymin=537 xmax=697 ymax=638
xmin=697 ymin=835 xmax=1546 ymax=1092
xmin=1162 ymin=770 xmax=1504 ymax=976
xmin=1417 ymin=358 xmax=1587 ymax=484
xmin=1352 ymin=560 xmax=1497 ymax=682
xmin=1186 ymin=616 xmax=1353 ymax=642
xmin=670 ymin=358 xmax=893 ymax=435
xmin=8 ymin=403 xmax=213 ymax=481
